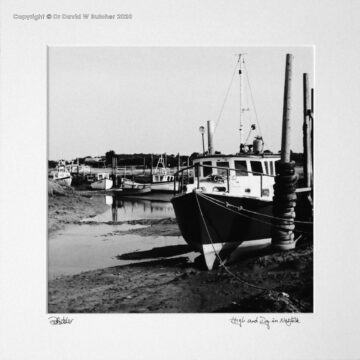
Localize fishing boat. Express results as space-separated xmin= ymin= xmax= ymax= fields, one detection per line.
xmin=113 ymin=178 xmax=151 ymax=196
xmin=90 ymin=173 xmax=113 ymax=190
xmin=171 ymin=54 xmax=282 ymax=270
xmin=49 ymin=160 xmax=72 ymax=187
xmin=150 ymin=155 xmax=179 ymax=192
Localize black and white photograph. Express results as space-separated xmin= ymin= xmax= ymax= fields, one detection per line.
xmin=1 ymin=1 xmax=360 ymax=359
xmin=48 ymin=46 xmax=314 ymax=313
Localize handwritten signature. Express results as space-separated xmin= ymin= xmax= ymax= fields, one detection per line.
xmin=48 ymin=316 xmax=74 ymax=325
xmin=230 ymin=316 xmax=300 ymax=330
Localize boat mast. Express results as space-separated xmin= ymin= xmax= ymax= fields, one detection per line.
xmin=238 ymin=54 xmax=244 ymax=152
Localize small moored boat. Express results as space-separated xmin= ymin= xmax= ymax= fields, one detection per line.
xmin=113 ymin=178 xmax=151 ymax=196
xmin=150 ymin=156 xmax=179 ymax=192
xmin=90 ymin=173 xmax=113 ymax=190
xmin=49 ymin=160 xmax=72 ymax=187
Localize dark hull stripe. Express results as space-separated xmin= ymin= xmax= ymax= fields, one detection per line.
xmin=171 ymin=192 xmax=273 ymax=248
xmin=171 ymin=192 xmax=312 ymax=249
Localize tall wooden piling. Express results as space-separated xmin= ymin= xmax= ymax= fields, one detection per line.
xmin=311 ymin=88 xmax=314 ymax=175
xmin=303 ymin=74 xmax=313 ymax=187
xmin=150 ymin=154 xmax=153 ymax=178
xmin=280 ymin=54 xmax=293 ymax=163
xmin=272 ymin=54 xmax=297 ymax=250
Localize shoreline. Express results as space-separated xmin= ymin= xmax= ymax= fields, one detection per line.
xmin=48 ymin=188 xmax=110 ymax=235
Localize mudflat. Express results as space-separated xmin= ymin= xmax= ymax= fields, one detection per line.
xmin=48 ymin=184 xmax=313 ymax=313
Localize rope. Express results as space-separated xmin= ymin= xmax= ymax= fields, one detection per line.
xmin=199 ymin=192 xmax=274 ymax=227
xmin=199 ymin=192 xmax=313 ymax=225
xmin=194 ymin=191 xmax=273 ymax=292
xmin=196 ymin=192 xmax=313 ymax=235
xmin=193 ymin=191 xmax=310 ymax=306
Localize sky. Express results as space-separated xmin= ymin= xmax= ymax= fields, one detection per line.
xmin=49 ymin=46 xmax=313 ymax=160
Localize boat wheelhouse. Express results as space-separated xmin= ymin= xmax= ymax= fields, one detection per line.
xmin=68 ymin=164 xmax=91 ymax=175
xmin=184 ymin=153 xmax=280 ymax=200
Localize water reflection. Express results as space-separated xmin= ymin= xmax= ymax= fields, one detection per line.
xmin=49 ymin=194 xmax=192 ymax=279
xmin=112 ymin=200 xmax=118 ymax=222
xmin=82 ymin=194 xmax=175 ymax=223
xmin=96 ymin=195 xmax=175 ymax=222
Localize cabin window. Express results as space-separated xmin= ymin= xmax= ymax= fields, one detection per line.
xmin=250 ymin=161 xmax=263 ymax=176
xmin=235 ymin=160 xmax=248 ymax=176
xmin=98 ymin=174 xmax=103 ymax=180
xmin=203 ymin=161 xmax=212 ymax=177
xmin=270 ymin=161 xmax=274 ymax=175
xmin=264 ymin=161 xmax=269 ymax=175
xmin=216 ymin=161 xmax=229 ymax=177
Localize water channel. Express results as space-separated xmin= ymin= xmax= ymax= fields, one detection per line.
xmin=48 ymin=194 xmax=196 ymax=279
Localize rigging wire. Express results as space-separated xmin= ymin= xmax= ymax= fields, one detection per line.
xmin=214 ymin=58 xmax=240 ymax=133
xmin=243 ymin=59 xmax=263 ymax=139
xmin=214 ymin=56 xmax=265 ymax=150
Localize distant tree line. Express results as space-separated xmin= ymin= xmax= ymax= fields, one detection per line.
xmin=48 ymin=150 xmax=305 ymax=168
xmin=105 ymin=150 xmax=196 ymax=168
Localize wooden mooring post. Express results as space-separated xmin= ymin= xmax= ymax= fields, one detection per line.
xmin=150 ymin=154 xmax=153 ymax=178
xmin=311 ymin=88 xmax=314 ymax=176
xmin=271 ymin=54 xmax=297 ymax=250
xmin=303 ymin=74 xmax=313 ymax=188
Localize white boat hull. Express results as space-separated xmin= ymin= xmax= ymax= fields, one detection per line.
xmin=90 ymin=179 xmax=113 ymax=190
xmin=55 ymin=177 xmax=72 ymax=187
xmin=202 ymin=238 xmax=271 ymax=270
